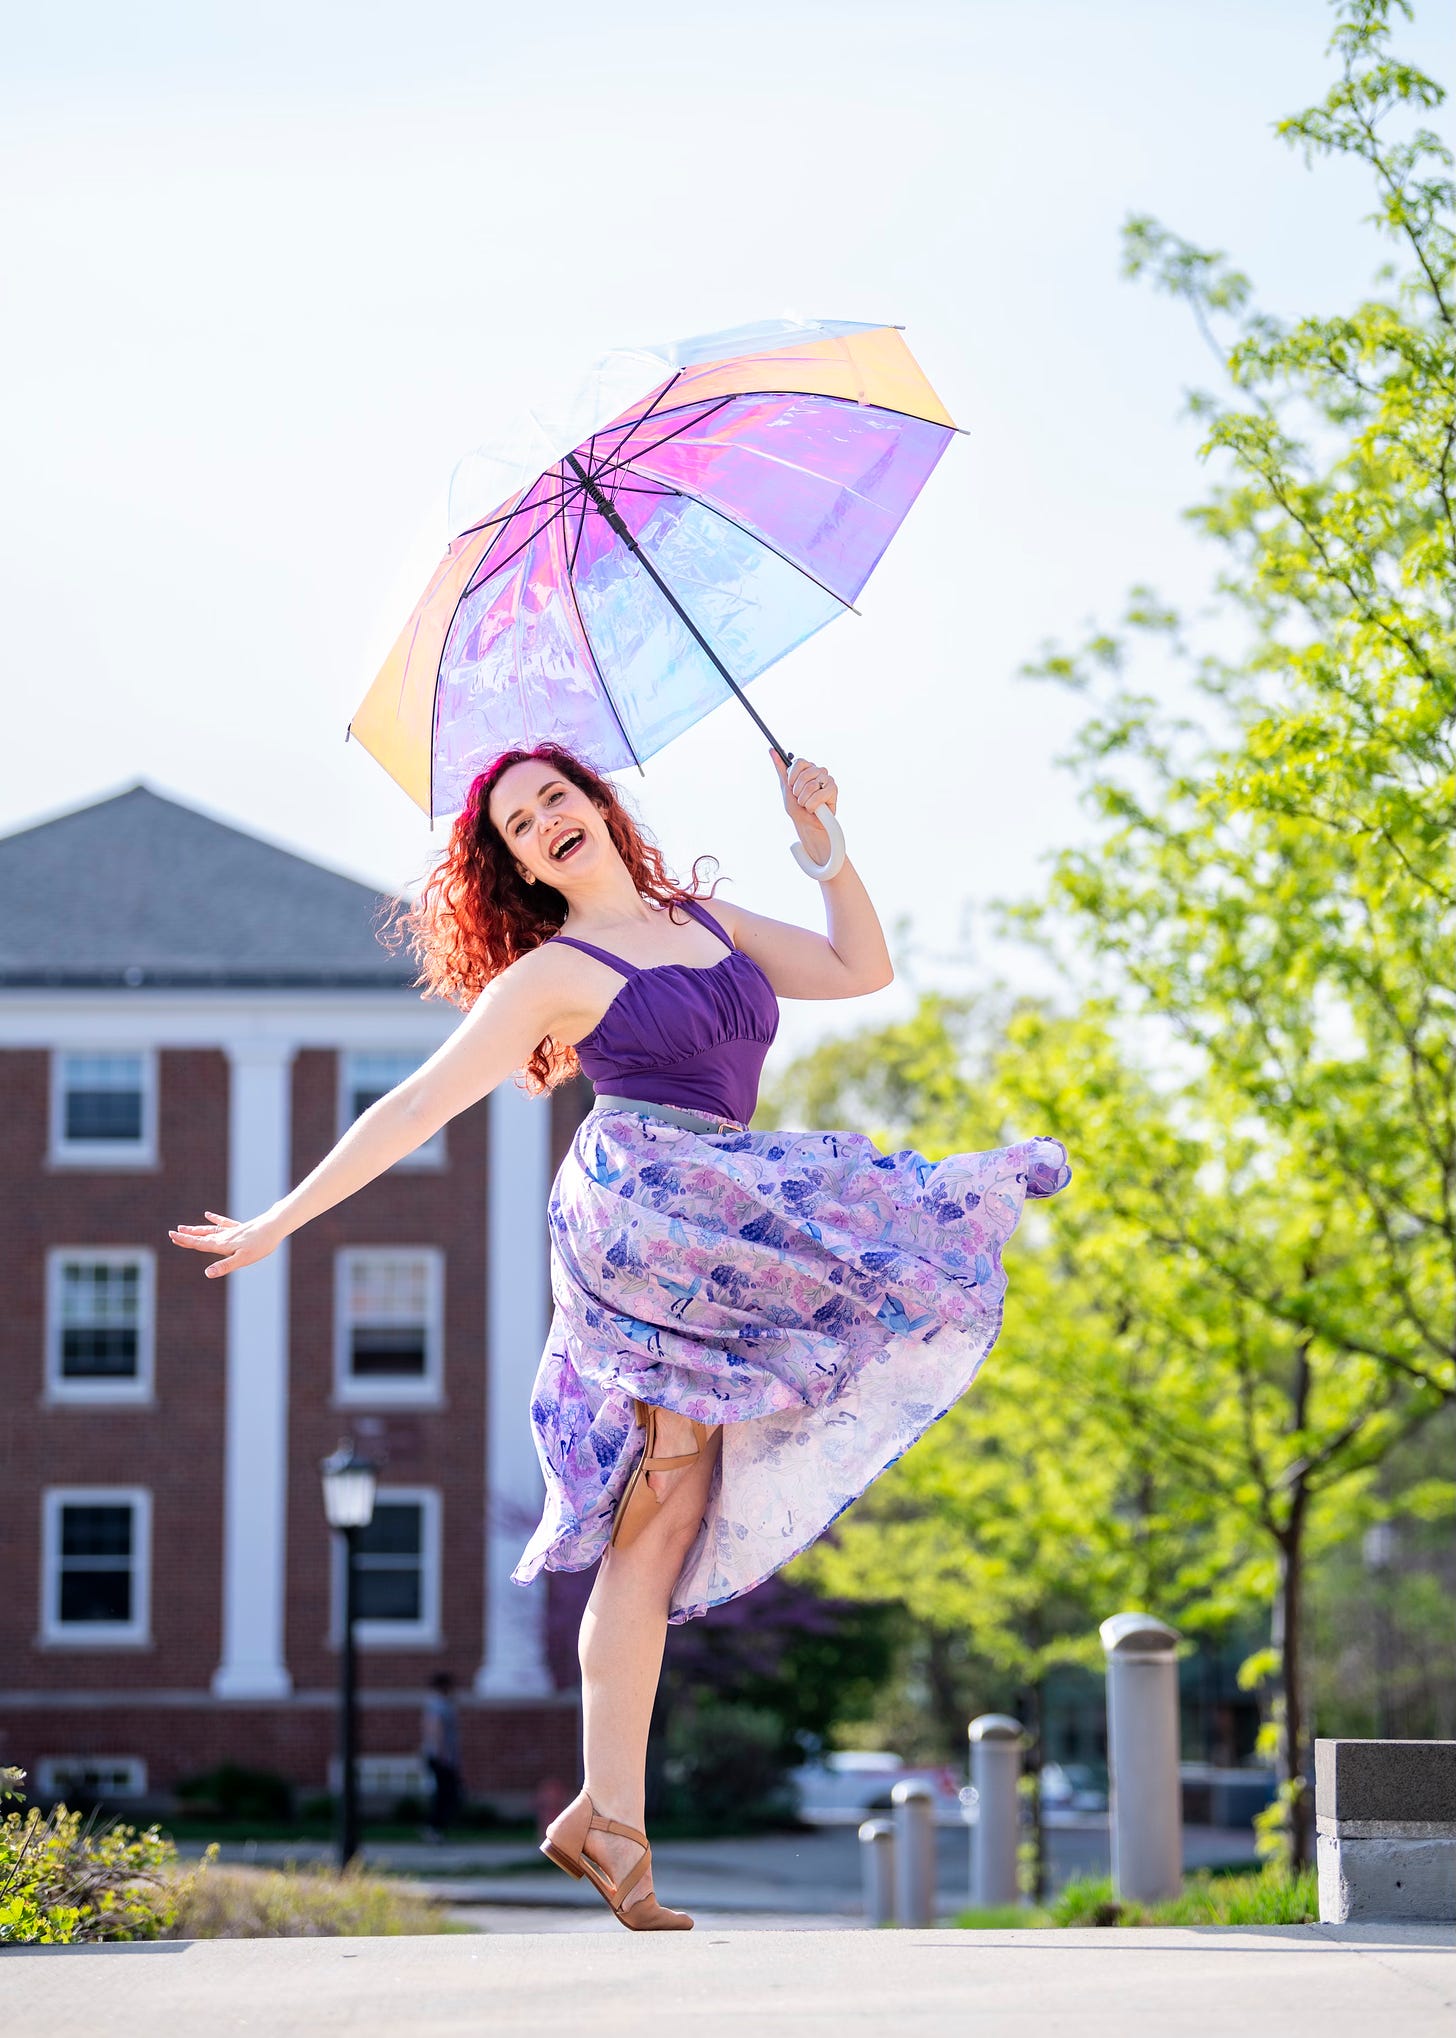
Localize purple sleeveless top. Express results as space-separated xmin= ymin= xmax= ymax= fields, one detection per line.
xmin=552 ymin=897 xmax=779 ymax=1124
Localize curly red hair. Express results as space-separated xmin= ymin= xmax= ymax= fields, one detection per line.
xmin=384 ymin=744 xmax=717 ymax=1094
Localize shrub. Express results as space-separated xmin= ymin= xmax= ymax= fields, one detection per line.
xmin=174 ymin=1763 xmax=294 ymax=1825
xmin=660 ymin=1698 xmax=794 ymax=1827
xmin=0 ymin=1769 xmax=210 ymax=1945
xmin=171 ymin=1864 xmax=449 ymax=1938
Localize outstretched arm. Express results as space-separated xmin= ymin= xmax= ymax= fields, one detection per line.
xmin=709 ymin=753 xmax=894 ymax=1001
xmin=170 ymin=947 xmax=575 ymax=1278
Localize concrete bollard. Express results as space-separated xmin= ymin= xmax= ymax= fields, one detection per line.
xmin=1100 ymin=1611 xmax=1183 ymax=1904
xmin=969 ymin=1714 xmax=1024 ymax=1907
xmin=891 ymin=1778 xmax=936 ymax=1927
xmin=1316 ymin=1738 xmax=1456 ymax=1922
xmin=858 ymin=1816 xmax=897 ymax=1925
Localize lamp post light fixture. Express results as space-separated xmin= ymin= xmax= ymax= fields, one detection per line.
xmin=320 ymin=1437 xmax=379 ymax=1870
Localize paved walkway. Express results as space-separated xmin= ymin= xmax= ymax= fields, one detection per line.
xmin=5 ymin=1925 xmax=1451 ymax=2036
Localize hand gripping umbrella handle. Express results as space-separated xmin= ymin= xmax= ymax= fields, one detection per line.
xmin=791 ymin=802 xmax=848 ymax=881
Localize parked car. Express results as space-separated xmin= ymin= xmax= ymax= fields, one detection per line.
xmin=788 ymin=1750 xmax=964 ymax=1824
xmin=1038 ymin=1761 xmax=1109 ymax=1814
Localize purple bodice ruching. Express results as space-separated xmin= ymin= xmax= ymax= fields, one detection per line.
xmin=552 ymin=897 xmax=778 ymax=1125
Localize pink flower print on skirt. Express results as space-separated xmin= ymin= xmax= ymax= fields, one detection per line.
xmin=512 ymin=1112 xmax=1071 ymax=1622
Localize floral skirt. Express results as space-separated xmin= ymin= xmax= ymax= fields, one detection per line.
xmin=512 ymin=1111 xmax=1071 ymax=1623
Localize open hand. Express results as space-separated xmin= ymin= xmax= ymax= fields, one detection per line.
xmin=772 ymin=750 xmax=839 ymax=865
xmin=169 ymin=1209 xmax=284 ymax=1279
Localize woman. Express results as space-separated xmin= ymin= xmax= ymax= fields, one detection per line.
xmin=171 ymin=745 xmax=1068 ymax=1931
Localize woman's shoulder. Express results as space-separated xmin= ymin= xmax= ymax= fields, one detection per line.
xmin=679 ymin=890 xmax=741 ymax=945
xmin=474 ymin=936 xmax=608 ymax=1039
xmin=508 ymin=933 xmax=590 ymax=982
xmin=477 ymin=937 xmax=592 ymax=1010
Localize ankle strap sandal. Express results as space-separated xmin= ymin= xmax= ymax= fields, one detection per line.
xmin=540 ymin=1791 xmax=693 ymax=1932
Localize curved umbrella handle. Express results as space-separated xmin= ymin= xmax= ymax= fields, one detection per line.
xmin=791 ymin=802 xmax=848 ymax=882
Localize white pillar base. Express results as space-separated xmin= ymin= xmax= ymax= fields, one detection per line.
xmin=211 ymin=1664 xmax=293 ymax=1701
xmin=474 ymin=1617 xmax=555 ymax=1700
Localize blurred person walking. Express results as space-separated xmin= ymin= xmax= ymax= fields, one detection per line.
xmin=420 ymin=1671 xmax=462 ymax=1842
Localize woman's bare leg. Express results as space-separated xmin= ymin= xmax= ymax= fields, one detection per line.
xmin=572 ymin=1412 xmax=721 ymax=1902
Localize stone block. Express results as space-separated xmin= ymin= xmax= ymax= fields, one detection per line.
xmin=1316 ymin=1740 xmax=1456 ymax=1924
xmin=1315 ymin=1739 xmax=1456 ymax=1825
xmin=1317 ymin=1831 xmax=1456 ymax=1924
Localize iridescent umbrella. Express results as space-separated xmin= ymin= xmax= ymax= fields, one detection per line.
xmin=349 ymin=317 xmax=957 ymax=875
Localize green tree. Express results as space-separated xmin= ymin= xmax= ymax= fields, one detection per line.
xmin=1013 ymin=0 xmax=1454 ymax=1864
xmin=780 ymin=0 xmax=1456 ymax=1872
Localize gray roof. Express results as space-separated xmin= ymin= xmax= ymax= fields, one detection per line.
xmin=0 ymin=786 xmax=419 ymax=989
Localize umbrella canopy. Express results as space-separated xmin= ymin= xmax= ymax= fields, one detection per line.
xmin=350 ymin=319 xmax=957 ymax=820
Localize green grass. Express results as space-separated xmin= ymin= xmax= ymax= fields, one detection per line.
xmin=158 ymin=1818 xmax=537 ymax=1846
xmin=953 ymin=1867 xmax=1320 ymax=1931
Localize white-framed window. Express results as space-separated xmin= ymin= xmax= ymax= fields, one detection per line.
xmin=334 ymin=1488 xmax=441 ymax=1649
xmin=36 ymin=1757 xmax=148 ymax=1801
xmin=339 ymin=1051 xmax=445 ymax=1169
xmin=45 ymin=1250 xmax=155 ymax=1403
xmin=334 ymin=1248 xmax=444 ymax=1407
xmin=41 ymin=1489 xmax=152 ymax=1646
xmin=50 ymin=1051 xmax=158 ymax=1167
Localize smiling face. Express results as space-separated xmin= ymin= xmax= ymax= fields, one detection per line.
xmin=487 ymin=758 xmax=607 ymax=889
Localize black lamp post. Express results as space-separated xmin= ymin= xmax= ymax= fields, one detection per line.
xmin=320 ymin=1438 xmax=378 ymax=1870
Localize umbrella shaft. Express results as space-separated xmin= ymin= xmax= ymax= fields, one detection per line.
xmin=566 ymin=453 xmax=793 ymax=768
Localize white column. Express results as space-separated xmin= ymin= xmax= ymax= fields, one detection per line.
xmin=475 ymin=1079 xmax=554 ymax=1698
xmin=212 ymin=1040 xmax=296 ymax=1699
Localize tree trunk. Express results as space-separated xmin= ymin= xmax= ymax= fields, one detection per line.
xmin=1017 ymin=1671 xmax=1048 ymax=1903
xmin=1273 ymin=1490 xmax=1311 ymax=1872
xmin=925 ymin=1628 xmax=966 ymax=1763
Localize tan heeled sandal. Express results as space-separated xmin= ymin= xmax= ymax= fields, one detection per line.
xmin=610 ymin=1400 xmax=712 ymax=1553
xmin=540 ymin=1791 xmax=693 ymax=1931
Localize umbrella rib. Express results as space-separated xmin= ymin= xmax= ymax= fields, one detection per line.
xmin=590 ymin=480 xmax=678 ymax=502
xmin=565 ymin=451 xmax=794 ymax=765
xmin=509 ymin=530 xmax=533 ymax=752
xmin=457 ymin=379 xmax=921 ymax=566
xmin=567 ymin=480 xmax=591 ymax=576
xmin=562 ymin=529 xmax=644 ymax=775
xmin=606 ymin=387 xmax=961 ymax=443
xmin=462 ymin=479 xmax=581 ymax=596
xmin=453 ymin=397 xmax=727 ymax=592
xmin=558 ymin=482 xmax=643 ymax=767
xmin=593 ymin=397 xmax=736 ymax=478
xmin=655 ymin=424 xmax=938 ymax=516
xmin=618 ymin=472 xmax=862 ymax=616
xmin=426 ymin=492 xmax=578 ymax=814
xmin=452 ymin=472 xmax=577 ymax=545
xmin=586 ymin=367 xmax=685 ymax=476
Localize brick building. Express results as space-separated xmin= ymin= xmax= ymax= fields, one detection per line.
xmin=0 ymin=786 xmax=585 ymax=1814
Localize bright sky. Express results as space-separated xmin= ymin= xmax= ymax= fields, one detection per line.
xmin=5 ymin=0 xmax=1452 ymax=1064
